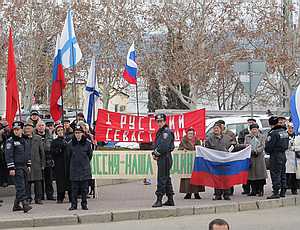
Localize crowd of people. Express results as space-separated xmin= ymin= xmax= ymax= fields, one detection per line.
xmin=0 ymin=109 xmax=299 ymax=212
xmin=0 ymin=110 xmax=95 ymax=212
xmin=176 ymin=116 xmax=298 ymax=201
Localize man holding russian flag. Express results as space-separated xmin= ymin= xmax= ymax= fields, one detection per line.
xmin=191 ymin=122 xmax=251 ymax=200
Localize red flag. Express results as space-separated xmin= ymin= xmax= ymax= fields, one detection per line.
xmin=5 ymin=28 xmax=20 ymax=128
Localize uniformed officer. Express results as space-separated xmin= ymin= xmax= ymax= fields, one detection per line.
xmin=265 ymin=116 xmax=289 ymax=199
xmin=5 ymin=121 xmax=32 ymax=212
xmin=152 ymin=114 xmax=175 ymax=208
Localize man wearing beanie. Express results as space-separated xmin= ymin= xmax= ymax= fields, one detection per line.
xmin=68 ymin=125 xmax=93 ymax=210
xmin=265 ymin=116 xmax=289 ymax=199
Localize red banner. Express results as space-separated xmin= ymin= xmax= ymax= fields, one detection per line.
xmin=95 ymin=109 xmax=206 ymax=142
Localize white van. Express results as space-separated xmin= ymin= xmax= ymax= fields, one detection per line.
xmin=205 ymin=115 xmax=271 ymax=137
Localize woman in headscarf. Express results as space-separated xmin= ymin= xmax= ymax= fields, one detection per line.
xmin=178 ymin=128 xmax=204 ymax=199
xmin=244 ymin=124 xmax=267 ymax=196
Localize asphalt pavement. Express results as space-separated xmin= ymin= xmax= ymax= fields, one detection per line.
xmin=0 ymin=175 xmax=277 ymax=218
xmin=5 ymin=206 xmax=300 ymax=230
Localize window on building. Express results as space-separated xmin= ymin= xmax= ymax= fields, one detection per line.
xmin=119 ymin=105 xmax=126 ymax=112
xmin=114 ymin=104 xmax=119 ymax=112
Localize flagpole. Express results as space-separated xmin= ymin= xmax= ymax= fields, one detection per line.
xmin=60 ymin=79 xmax=64 ymax=123
xmin=71 ymin=42 xmax=78 ymax=121
xmin=93 ymin=56 xmax=96 ymax=128
xmin=135 ymin=82 xmax=140 ymax=116
xmin=18 ymin=102 xmax=22 ymax=122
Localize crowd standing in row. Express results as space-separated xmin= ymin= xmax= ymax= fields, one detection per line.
xmin=0 ymin=111 xmax=95 ymax=212
xmin=0 ymin=110 xmax=299 ymax=211
xmin=174 ymin=116 xmax=298 ymax=201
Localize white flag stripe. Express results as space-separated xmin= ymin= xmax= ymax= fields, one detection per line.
xmin=83 ymin=57 xmax=100 ymax=125
xmin=60 ymin=9 xmax=82 ymax=68
xmin=195 ymin=146 xmax=251 ymax=163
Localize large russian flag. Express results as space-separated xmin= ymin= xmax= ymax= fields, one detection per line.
xmin=191 ymin=146 xmax=251 ymax=189
xmin=123 ymin=42 xmax=137 ymax=85
xmin=290 ymin=85 xmax=300 ymax=135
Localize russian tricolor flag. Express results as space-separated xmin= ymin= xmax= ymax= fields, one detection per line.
xmin=290 ymin=85 xmax=300 ymax=135
xmin=50 ymin=34 xmax=66 ymax=122
xmin=123 ymin=42 xmax=137 ymax=85
xmin=191 ymin=146 xmax=251 ymax=189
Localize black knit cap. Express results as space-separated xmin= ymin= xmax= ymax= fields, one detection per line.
xmin=216 ymin=120 xmax=225 ymax=125
xmin=249 ymin=124 xmax=259 ymax=130
xmin=269 ymin=116 xmax=279 ymax=126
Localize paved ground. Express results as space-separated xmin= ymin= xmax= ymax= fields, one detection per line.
xmin=0 ymin=175 xmax=293 ymax=220
xmin=6 ymin=206 xmax=300 ymax=230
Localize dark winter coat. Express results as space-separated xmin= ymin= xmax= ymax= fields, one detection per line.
xmin=35 ymin=129 xmax=53 ymax=167
xmin=51 ymin=136 xmax=70 ymax=191
xmin=5 ymin=134 xmax=31 ymax=169
xmin=178 ymin=135 xmax=201 ymax=151
xmin=68 ymin=136 xmax=93 ymax=181
xmin=25 ymin=134 xmax=45 ymax=181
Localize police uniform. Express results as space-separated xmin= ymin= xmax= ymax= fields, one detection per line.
xmin=265 ymin=116 xmax=289 ymax=199
xmin=152 ymin=114 xmax=175 ymax=208
xmin=5 ymin=121 xmax=32 ymax=212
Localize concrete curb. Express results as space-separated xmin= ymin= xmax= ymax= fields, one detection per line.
xmin=1 ymin=196 xmax=300 ymax=229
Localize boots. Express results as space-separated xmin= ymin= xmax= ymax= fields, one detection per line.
xmin=280 ymin=189 xmax=286 ymax=198
xmin=22 ymin=201 xmax=32 ymax=213
xmin=194 ymin=193 xmax=202 ymax=199
xmin=257 ymin=185 xmax=264 ymax=197
xmin=152 ymin=195 xmax=163 ymax=208
xmin=12 ymin=200 xmax=23 ymax=212
xmin=267 ymin=191 xmax=280 ymax=199
xmin=184 ymin=193 xmax=191 ymax=199
xmin=163 ymin=195 xmax=175 ymax=206
xmin=292 ymin=189 xmax=298 ymax=195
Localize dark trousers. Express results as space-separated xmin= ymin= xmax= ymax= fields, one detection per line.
xmin=286 ymin=173 xmax=299 ymax=191
xmin=27 ymin=180 xmax=43 ymax=201
xmin=155 ymin=155 xmax=174 ymax=197
xmin=214 ymin=189 xmax=230 ymax=198
xmin=270 ymin=156 xmax=287 ymax=193
xmin=71 ymin=180 xmax=89 ymax=208
xmin=242 ymin=181 xmax=250 ymax=193
xmin=15 ymin=168 xmax=28 ymax=203
xmin=249 ymin=180 xmax=265 ymax=194
xmin=42 ymin=167 xmax=54 ymax=199
xmin=0 ymin=159 xmax=9 ymax=186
